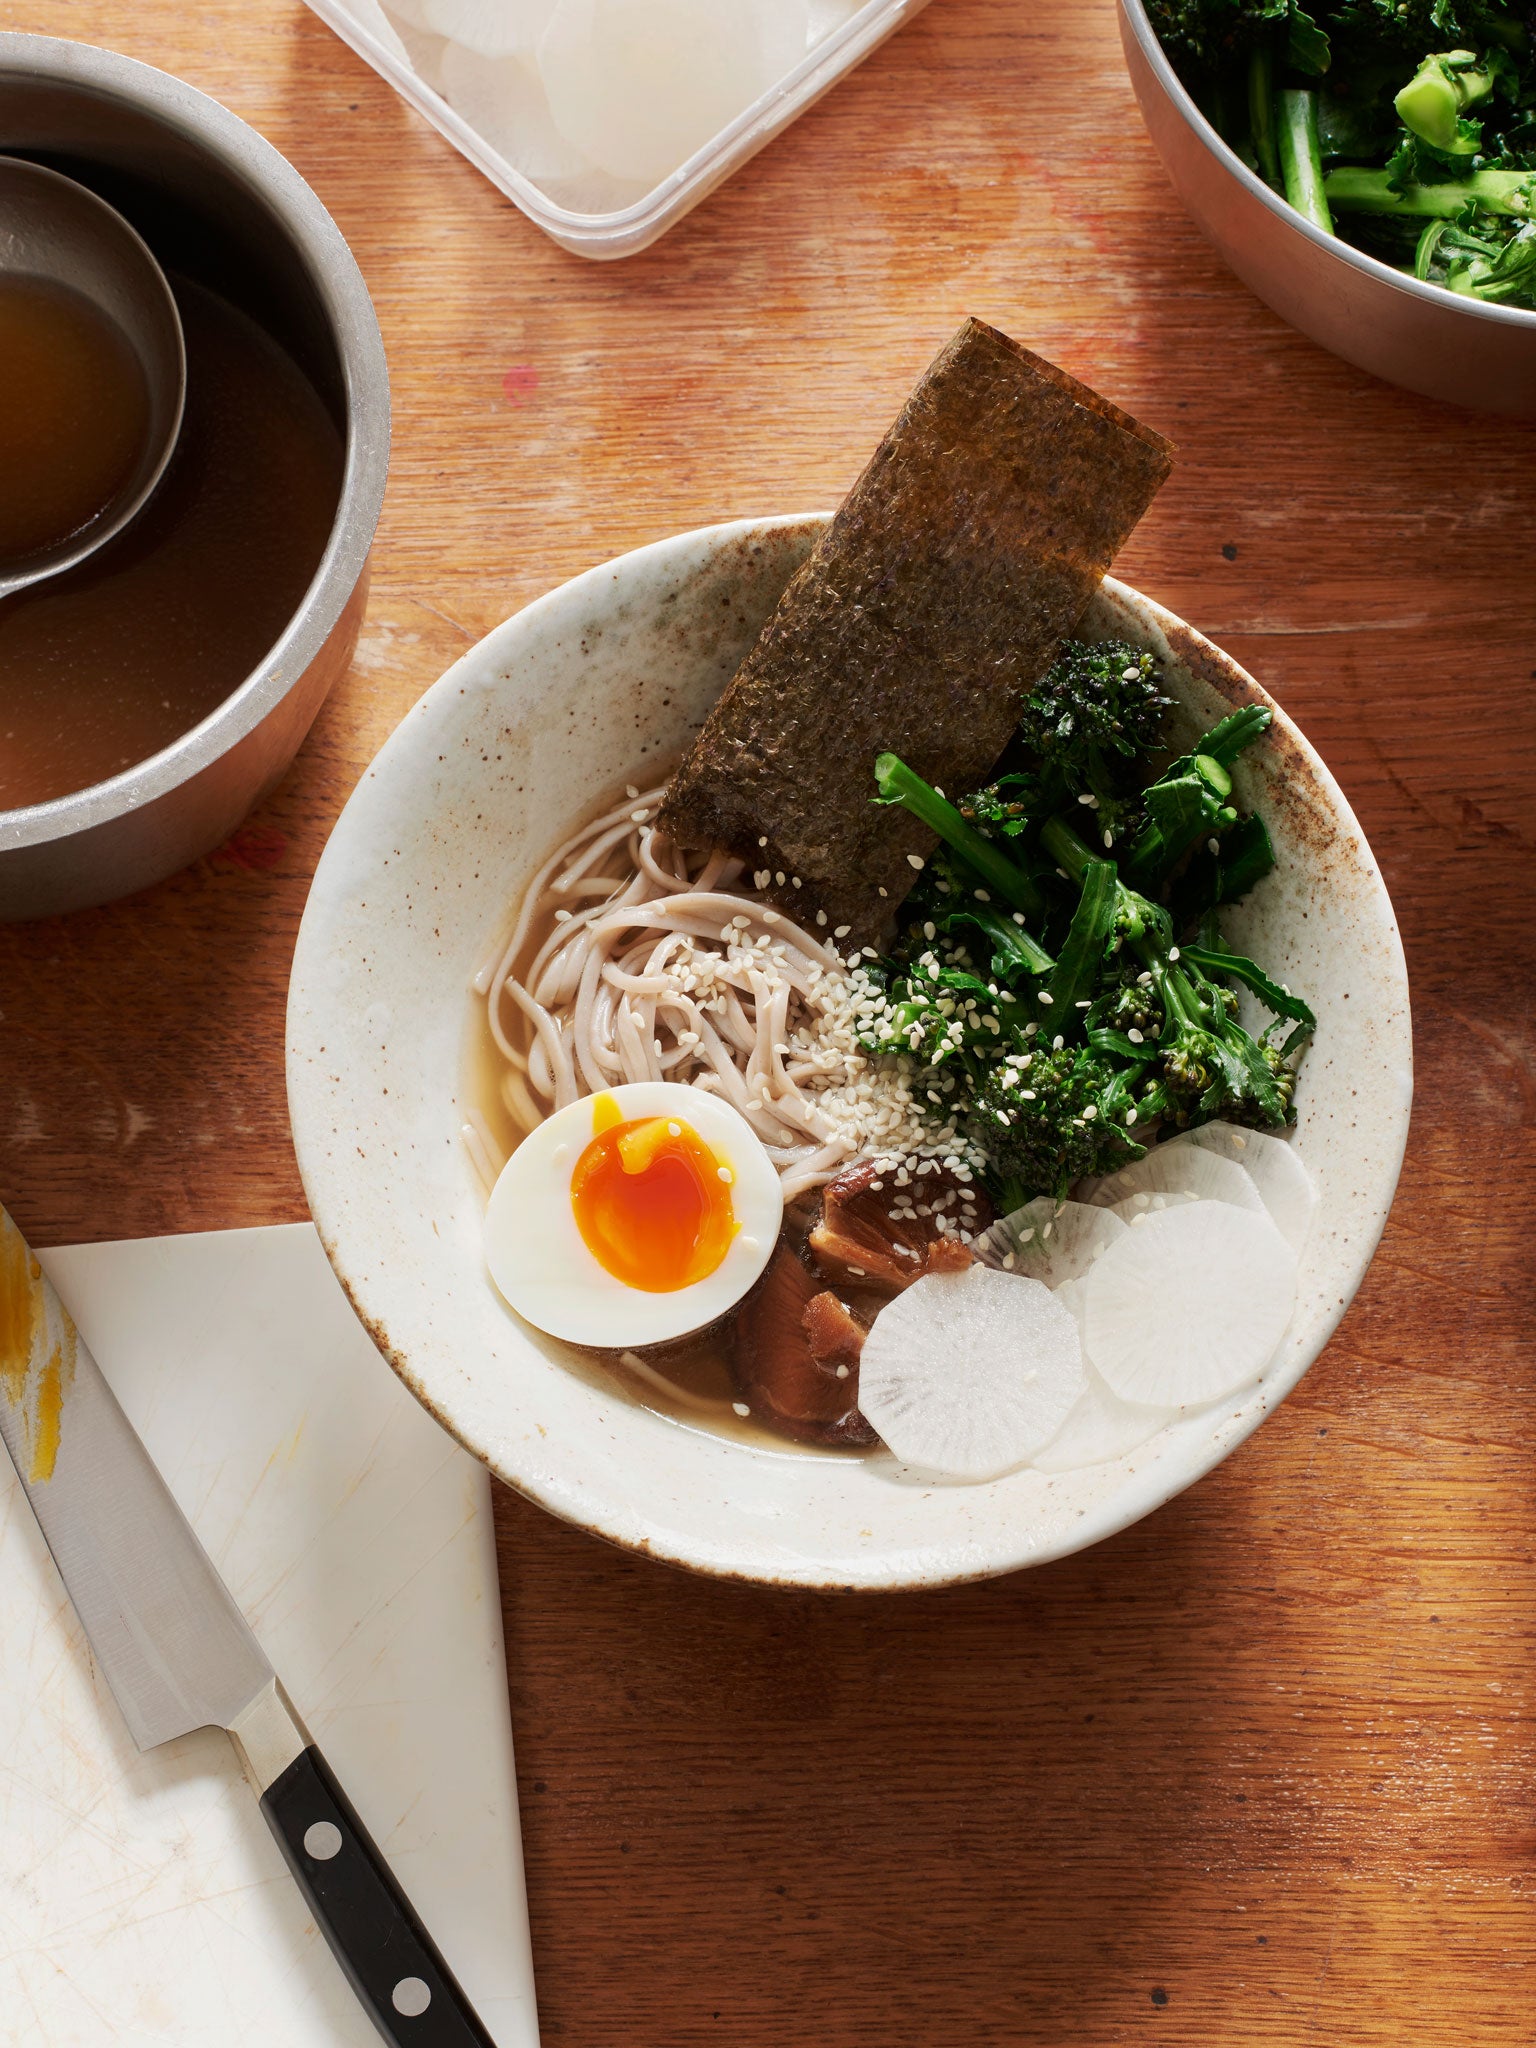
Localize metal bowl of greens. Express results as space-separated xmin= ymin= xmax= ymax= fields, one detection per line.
xmin=1118 ymin=0 xmax=1536 ymax=414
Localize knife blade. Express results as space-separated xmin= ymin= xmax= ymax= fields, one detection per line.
xmin=0 ymin=1203 xmax=498 ymax=2048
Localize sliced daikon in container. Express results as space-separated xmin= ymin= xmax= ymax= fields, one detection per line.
xmin=1085 ymin=1201 xmax=1297 ymax=1408
xmin=1083 ymin=1140 xmax=1266 ymax=1217
xmin=440 ymin=42 xmax=594 ymax=179
xmin=859 ymin=1265 xmax=1087 ymax=1481
xmin=426 ymin=0 xmax=558 ymax=55
xmin=540 ymin=0 xmax=812 ymax=186
xmin=1178 ymin=1123 xmax=1318 ymax=1256
xmin=971 ymin=1197 xmax=1127 ymax=1289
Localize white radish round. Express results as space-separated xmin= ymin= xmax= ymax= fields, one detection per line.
xmin=1029 ymin=1276 xmax=1174 ymax=1472
xmin=1032 ymin=1373 xmax=1174 ymax=1473
xmin=1082 ymin=1140 xmax=1266 ymax=1217
xmin=425 ymin=0 xmax=558 ymax=56
xmin=1110 ymin=1187 xmax=1201 ymax=1227
xmin=971 ymin=1197 xmax=1127 ymax=1289
xmin=1177 ymin=1123 xmax=1318 ymax=1257
xmin=540 ymin=0 xmax=811 ymax=186
xmin=1084 ymin=1201 xmax=1297 ymax=1408
xmin=859 ymin=1266 xmax=1087 ymax=1482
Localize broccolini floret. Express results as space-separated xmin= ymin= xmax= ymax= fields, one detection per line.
xmin=865 ymin=685 xmax=1312 ymax=1212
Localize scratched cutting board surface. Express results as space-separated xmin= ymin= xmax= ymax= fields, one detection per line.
xmin=0 ymin=1223 xmax=538 ymax=2048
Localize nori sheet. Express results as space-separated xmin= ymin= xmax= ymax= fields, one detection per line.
xmin=659 ymin=318 xmax=1174 ymax=944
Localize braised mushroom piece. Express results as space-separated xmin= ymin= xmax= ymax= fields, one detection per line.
xmin=730 ymin=1161 xmax=994 ymax=1448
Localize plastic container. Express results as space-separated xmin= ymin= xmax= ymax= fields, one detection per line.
xmin=302 ymin=0 xmax=934 ymax=259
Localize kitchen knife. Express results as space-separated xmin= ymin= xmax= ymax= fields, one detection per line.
xmin=0 ymin=1203 xmax=498 ymax=2048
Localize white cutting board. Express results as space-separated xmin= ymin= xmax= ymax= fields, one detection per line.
xmin=0 ymin=1223 xmax=539 ymax=2047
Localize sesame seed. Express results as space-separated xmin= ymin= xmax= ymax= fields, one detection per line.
xmin=835 ymin=925 xmax=851 ymax=939
xmin=758 ymin=836 xmax=769 ymax=847
xmin=1169 ymin=946 xmax=1180 ymax=961
xmin=1078 ymin=793 xmax=1098 ymax=809
xmin=1128 ymin=1027 xmax=1144 ymax=1044
xmin=553 ymin=908 xmax=573 ymax=923
xmin=732 ymin=1401 xmax=751 ymax=1416
xmin=1103 ymin=828 xmax=1114 ymax=849
xmin=907 ymin=854 xmax=925 ymax=870
xmin=1038 ymin=991 xmax=1054 ymax=1005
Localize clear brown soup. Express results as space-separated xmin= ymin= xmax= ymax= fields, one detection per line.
xmin=0 ymin=277 xmax=343 ymax=813
xmin=0 ymin=274 xmax=150 ymax=566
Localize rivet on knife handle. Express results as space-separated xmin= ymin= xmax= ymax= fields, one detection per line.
xmin=259 ymin=1737 xmax=498 ymax=2048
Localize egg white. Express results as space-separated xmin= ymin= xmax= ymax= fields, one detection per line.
xmin=484 ymin=1080 xmax=784 ymax=1348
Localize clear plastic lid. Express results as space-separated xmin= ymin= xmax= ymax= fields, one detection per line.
xmin=303 ymin=0 xmax=933 ymax=259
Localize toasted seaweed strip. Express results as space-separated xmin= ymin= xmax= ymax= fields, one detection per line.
xmin=659 ymin=318 xmax=1173 ymax=944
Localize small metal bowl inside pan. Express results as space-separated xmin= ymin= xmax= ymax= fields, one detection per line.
xmin=1117 ymin=0 xmax=1536 ymax=417
xmin=0 ymin=34 xmax=389 ymax=921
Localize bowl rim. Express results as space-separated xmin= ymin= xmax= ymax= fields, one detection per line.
xmin=0 ymin=32 xmax=391 ymax=852
xmin=1117 ymin=0 xmax=1536 ymax=334
xmin=288 ymin=514 xmax=1414 ymax=1591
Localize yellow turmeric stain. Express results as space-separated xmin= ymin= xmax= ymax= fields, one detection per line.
xmin=29 ymin=1343 xmax=71 ymax=1484
xmin=0 ymin=1213 xmax=36 ymax=1409
xmin=0 ymin=1210 xmax=77 ymax=1483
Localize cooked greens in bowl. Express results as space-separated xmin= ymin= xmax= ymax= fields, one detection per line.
xmin=1145 ymin=0 xmax=1536 ymax=307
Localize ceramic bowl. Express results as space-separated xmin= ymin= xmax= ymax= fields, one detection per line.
xmin=287 ymin=516 xmax=1412 ymax=1591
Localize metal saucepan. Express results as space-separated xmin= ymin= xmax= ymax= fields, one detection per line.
xmin=0 ymin=34 xmax=390 ymax=920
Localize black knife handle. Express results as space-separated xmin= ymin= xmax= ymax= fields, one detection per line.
xmin=260 ymin=1744 xmax=497 ymax=2047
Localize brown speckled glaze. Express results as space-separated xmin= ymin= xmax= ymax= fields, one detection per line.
xmin=286 ymin=517 xmax=1412 ymax=1591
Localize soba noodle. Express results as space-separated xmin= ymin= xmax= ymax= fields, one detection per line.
xmin=473 ymin=782 xmax=976 ymax=1201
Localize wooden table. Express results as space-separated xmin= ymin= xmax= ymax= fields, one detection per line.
xmin=6 ymin=1 xmax=1535 ymax=2039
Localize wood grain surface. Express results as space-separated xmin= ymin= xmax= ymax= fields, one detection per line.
xmin=4 ymin=1 xmax=1535 ymax=2040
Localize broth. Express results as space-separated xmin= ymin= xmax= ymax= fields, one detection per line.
xmin=0 ymin=277 xmax=343 ymax=813
xmin=0 ymin=274 xmax=150 ymax=565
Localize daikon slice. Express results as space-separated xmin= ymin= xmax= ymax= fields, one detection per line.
xmin=859 ymin=1265 xmax=1086 ymax=1481
xmin=540 ymin=0 xmax=811 ymax=185
xmin=1085 ymin=1201 xmax=1296 ymax=1408
xmin=1032 ymin=1371 xmax=1174 ymax=1472
xmin=1029 ymin=1276 xmax=1174 ymax=1472
xmin=1111 ymin=1187 xmax=1200 ymax=1226
xmin=425 ymin=0 xmax=558 ymax=56
xmin=440 ymin=42 xmax=593 ymax=179
xmin=1178 ymin=1123 xmax=1318 ymax=1256
xmin=971 ymin=1197 xmax=1127 ymax=1289
xmin=1082 ymin=1140 xmax=1266 ymax=1217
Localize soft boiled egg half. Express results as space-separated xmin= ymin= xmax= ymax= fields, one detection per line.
xmin=484 ymin=1081 xmax=784 ymax=1347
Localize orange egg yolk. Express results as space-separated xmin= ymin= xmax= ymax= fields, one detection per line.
xmin=570 ymin=1104 xmax=738 ymax=1294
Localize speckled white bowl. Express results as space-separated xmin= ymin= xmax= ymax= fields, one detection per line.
xmin=287 ymin=516 xmax=1412 ymax=1590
